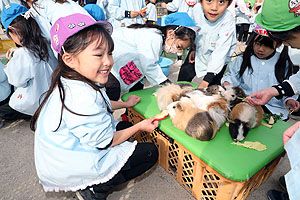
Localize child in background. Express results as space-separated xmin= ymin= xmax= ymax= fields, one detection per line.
xmin=31 ymin=13 xmax=158 ymax=200
xmin=160 ymin=0 xmax=198 ymax=66
xmin=235 ymin=0 xmax=252 ymax=44
xmin=1 ymin=3 xmax=56 ymax=116
xmin=84 ymin=3 xmax=106 ymax=20
xmin=222 ymin=25 xmax=299 ymax=120
xmin=107 ymin=0 xmax=147 ymax=29
xmin=96 ymin=0 xmax=110 ymax=20
xmin=105 ymin=12 xmax=196 ymax=101
xmin=178 ymin=0 xmax=236 ymax=89
xmin=144 ymin=0 xmax=157 ymax=24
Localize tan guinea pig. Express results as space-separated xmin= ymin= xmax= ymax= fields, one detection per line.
xmin=167 ymin=101 xmax=218 ymax=141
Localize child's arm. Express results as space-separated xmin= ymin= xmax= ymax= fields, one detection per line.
xmin=110 ymin=95 xmax=141 ymax=110
xmin=108 ymin=0 xmax=139 ymax=20
xmin=111 ymin=117 xmax=158 ymax=146
xmin=202 ymin=19 xmax=237 ymax=86
xmin=221 ymin=56 xmax=243 ymax=87
xmin=161 ymin=0 xmax=180 ymax=12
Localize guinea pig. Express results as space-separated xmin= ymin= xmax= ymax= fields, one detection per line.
xmin=167 ymin=100 xmax=218 ymax=141
xmin=153 ymin=83 xmax=194 ymax=111
xmin=229 ymin=102 xmax=264 ymax=141
xmin=223 ymin=85 xmax=247 ymax=109
xmin=179 ymin=90 xmax=229 ymax=129
xmin=205 ymin=85 xmax=226 ymax=96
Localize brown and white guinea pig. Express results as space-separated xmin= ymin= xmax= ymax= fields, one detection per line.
xmin=205 ymin=85 xmax=225 ymax=96
xmin=222 ymin=85 xmax=247 ymax=109
xmin=179 ymin=90 xmax=229 ymax=129
xmin=229 ymin=102 xmax=264 ymax=141
xmin=153 ymin=83 xmax=194 ymax=111
xmin=167 ymin=100 xmax=218 ymax=141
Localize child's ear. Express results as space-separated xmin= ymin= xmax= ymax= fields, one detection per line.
xmin=62 ymin=53 xmax=76 ymax=69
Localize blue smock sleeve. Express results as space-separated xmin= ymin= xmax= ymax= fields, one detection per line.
xmin=4 ymin=48 xmax=33 ymax=88
xmin=0 ymin=63 xmax=11 ymax=102
xmin=108 ymin=0 xmax=125 ymax=20
xmin=207 ymin=19 xmax=237 ymax=74
xmin=135 ymin=31 xmax=167 ymax=85
xmin=221 ymin=56 xmax=243 ymax=86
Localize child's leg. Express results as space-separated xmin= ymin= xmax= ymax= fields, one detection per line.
xmin=242 ymin=24 xmax=250 ymax=42
xmin=177 ymin=50 xmax=196 ymax=82
xmin=92 ymin=143 xmax=158 ymax=198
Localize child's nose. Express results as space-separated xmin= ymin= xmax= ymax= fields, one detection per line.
xmin=211 ymin=1 xmax=218 ymax=10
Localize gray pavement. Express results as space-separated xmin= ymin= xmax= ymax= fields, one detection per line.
xmin=0 ymin=34 xmax=296 ymax=200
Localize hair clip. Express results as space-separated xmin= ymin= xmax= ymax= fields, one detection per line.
xmin=173 ymin=25 xmax=182 ymax=33
xmin=21 ymin=10 xmax=32 ymax=20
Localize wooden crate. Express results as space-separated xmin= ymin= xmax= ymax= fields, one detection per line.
xmin=128 ymin=108 xmax=281 ymax=200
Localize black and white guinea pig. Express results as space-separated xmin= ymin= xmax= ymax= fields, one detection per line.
xmin=229 ymin=102 xmax=264 ymax=141
xmin=153 ymin=83 xmax=194 ymax=111
xmin=167 ymin=100 xmax=218 ymax=141
xmin=205 ymin=85 xmax=226 ymax=96
xmin=223 ymin=85 xmax=247 ymax=109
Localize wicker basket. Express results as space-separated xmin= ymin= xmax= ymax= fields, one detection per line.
xmin=128 ymin=108 xmax=281 ymax=200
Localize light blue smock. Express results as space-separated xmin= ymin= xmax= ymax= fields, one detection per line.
xmin=191 ymin=4 xmax=237 ymax=78
xmin=4 ymin=48 xmax=55 ymax=115
xmin=221 ymin=53 xmax=297 ymax=120
xmin=285 ymin=128 xmax=300 ymax=200
xmin=34 ymin=77 xmax=136 ymax=191
xmin=235 ymin=6 xmax=251 ymax=24
xmin=0 ymin=62 xmax=10 ymax=102
xmin=145 ymin=3 xmax=157 ymax=22
xmin=32 ymin=0 xmax=90 ymax=42
xmin=96 ymin=0 xmax=110 ymax=20
xmin=110 ymin=27 xmax=167 ymax=92
xmin=107 ymin=0 xmax=146 ymax=29
xmin=165 ymin=0 xmax=198 ymax=17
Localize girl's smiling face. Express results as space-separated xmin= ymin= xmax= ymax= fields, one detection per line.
xmin=68 ymin=39 xmax=114 ymax=84
xmin=201 ymin=0 xmax=229 ymax=22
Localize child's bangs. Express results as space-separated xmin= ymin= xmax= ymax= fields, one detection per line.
xmin=254 ymin=34 xmax=275 ymax=49
xmin=87 ymin=25 xmax=114 ymax=53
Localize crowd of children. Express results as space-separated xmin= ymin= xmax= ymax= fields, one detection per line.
xmin=1 ymin=0 xmax=300 ymax=200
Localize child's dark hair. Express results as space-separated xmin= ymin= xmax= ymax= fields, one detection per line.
xmin=127 ymin=23 xmax=196 ymax=48
xmin=267 ymin=26 xmax=300 ymax=44
xmin=8 ymin=15 xmax=49 ymax=61
xmin=30 ymin=24 xmax=114 ymax=131
xmin=199 ymin=0 xmax=233 ymax=6
xmin=239 ymin=33 xmax=294 ymax=83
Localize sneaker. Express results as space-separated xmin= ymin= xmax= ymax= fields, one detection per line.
xmin=76 ymin=188 xmax=96 ymax=200
xmin=279 ymin=176 xmax=287 ymax=191
xmin=0 ymin=119 xmax=4 ymax=128
xmin=267 ymin=190 xmax=289 ymax=200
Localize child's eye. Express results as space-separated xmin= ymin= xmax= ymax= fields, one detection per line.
xmin=219 ymin=0 xmax=225 ymax=4
xmin=108 ymin=52 xmax=113 ymax=56
xmin=97 ymin=54 xmax=103 ymax=57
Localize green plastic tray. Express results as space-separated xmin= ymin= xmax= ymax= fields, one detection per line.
xmin=122 ymin=84 xmax=289 ymax=182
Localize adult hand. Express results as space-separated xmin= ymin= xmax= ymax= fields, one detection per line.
xmin=283 ymin=121 xmax=300 ymax=145
xmin=198 ymin=80 xmax=209 ymax=89
xmin=125 ymin=95 xmax=141 ymax=108
xmin=161 ymin=2 xmax=167 ymax=8
xmin=138 ymin=117 xmax=159 ymax=132
xmin=130 ymin=11 xmax=140 ymax=18
xmin=247 ymin=87 xmax=279 ymax=106
xmin=188 ymin=50 xmax=196 ymax=63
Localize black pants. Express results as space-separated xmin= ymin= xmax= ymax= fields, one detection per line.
xmin=237 ymin=23 xmax=250 ymax=42
xmin=105 ymin=73 xmax=144 ymax=101
xmin=177 ymin=50 xmax=227 ymax=86
xmin=92 ymin=143 xmax=158 ymax=199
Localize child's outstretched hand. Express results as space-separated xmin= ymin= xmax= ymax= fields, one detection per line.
xmin=125 ymin=95 xmax=141 ymax=108
xmin=283 ymin=121 xmax=300 ymax=145
xmin=138 ymin=117 xmax=158 ymax=133
xmin=285 ymin=98 xmax=300 ymax=113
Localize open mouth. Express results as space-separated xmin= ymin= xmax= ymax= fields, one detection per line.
xmin=98 ymin=69 xmax=109 ymax=74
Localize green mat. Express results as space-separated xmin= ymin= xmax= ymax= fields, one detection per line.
xmin=122 ymin=84 xmax=290 ymax=182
